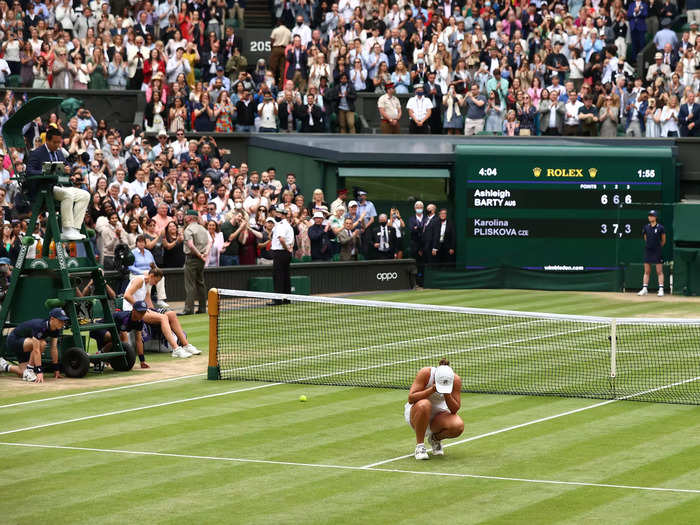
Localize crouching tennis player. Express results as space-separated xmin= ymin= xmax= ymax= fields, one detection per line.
xmin=405 ymin=358 xmax=464 ymax=460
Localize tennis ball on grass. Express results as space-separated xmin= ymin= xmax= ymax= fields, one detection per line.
xmin=299 ymin=395 xmax=308 ymax=402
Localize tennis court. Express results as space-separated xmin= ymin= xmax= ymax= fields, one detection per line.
xmin=2 ymin=289 xmax=700 ymax=524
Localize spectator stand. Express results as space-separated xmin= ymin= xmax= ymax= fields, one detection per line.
xmin=0 ymin=97 xmax=135 ymax=378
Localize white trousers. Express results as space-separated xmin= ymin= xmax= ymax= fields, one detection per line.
xmin=53 ymin=186 xmax=91 ymax=230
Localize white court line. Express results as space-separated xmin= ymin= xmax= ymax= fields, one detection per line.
xmin=0 ymin=382 xmax=281 ymax=436
xmin=361 ymin=375 xmax=700 ymax=469
xmin=0 ymin=441 xmax=697 ymax=495
xmin=0 ymin=372 xmax=206 ymax=410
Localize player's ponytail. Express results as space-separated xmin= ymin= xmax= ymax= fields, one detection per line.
xmin=439 ymin=358 xmax=450 ymax=366
xmin=148 ymin=263 xmax=164 ymax=279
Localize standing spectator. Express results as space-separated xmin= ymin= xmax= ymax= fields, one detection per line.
xmin=235 ymin=90 xmax=257 ymax=132
xmin=463 ymin=83 xmax=487 ymax=135
xmin=204 ymin=220 xmax=226 ymax=267
xmin=432 ymin=209 xmax=455 ymax=265
xmin=626 ymin=90 xmax=648 ymax=136
xmin=337 ymin=217 xmax=361 ymax=260
xmin=679 ymin=92 xmax=699 ymax=137
xmin=644 ymin=97 xmax=662 ymax=137
xmin=628 ymin=0 xmax=648 ymax=60
xmin=578 ymin=95 xmax=600 ymax=137
xmin=659 ymin=95 xmax=680 ymax=137
xmin=327 ymin=73 xmax=357 ymax=134
xmin=258 ymin=93 xmax=279 ymax=133
xmin=96 ymin=211 xmax=129 ymax=269
xmin=377 ymin=82 xmax=402 ymax=134
xmin=599 ymin=94 xmax=620 ymax=137
xmin=423 ymin=72 xmax=443 ymax=135
xmin=371 ymin=213 xmax=397 ymax=259
xmin=286 ymin=35 xmax=309 ymax=92
xmin=220 ymin=212 xmax=246 ymax=265
xmin=563 ymin=90 xmax=583 ymax=135
xmin=539 ymin=90 xmax=565 ymax=136
xmin=271 ymin=205 xmax=294 ymax=302
xmin=442 ymin=84 xmax=464 ymax=135
xmin=182 ymin=210 xmax=209 ymax=315
xmin=406 ymin=84 xmax=433 ymax=133
xmin=108 ymin=53 xmax=129 ymax=90
xmin=307 ymin=211 xmax=331 ymax=260
xmin=214 ymin=91 xmax=236 ymax=133
xmin=517 ymin=94 xmax=537 ymax=135
xmin=297 ymin=93 xmax=324 ymax=132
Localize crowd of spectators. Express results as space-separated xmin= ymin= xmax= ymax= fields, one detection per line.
xmin=0 ymin=0 xmax=696 ymax=135
xmin=0 ymin=97 xmax=458 ymax=273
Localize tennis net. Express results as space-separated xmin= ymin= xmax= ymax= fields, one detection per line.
xmin=208 ymin=289 xmax=700 ymax=405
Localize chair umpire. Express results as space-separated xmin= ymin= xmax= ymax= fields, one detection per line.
xmin=271 ymin=204 xmax=294 ymax=302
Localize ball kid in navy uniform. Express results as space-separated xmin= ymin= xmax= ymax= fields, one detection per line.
xmin=0 ymin=308 xmax=69 ymax=383
xmin=638 ymin=210 xmax=666 ymax=297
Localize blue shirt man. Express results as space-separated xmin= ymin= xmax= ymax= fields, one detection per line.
xmin=355 ymin=191 xmax=377 ymax=230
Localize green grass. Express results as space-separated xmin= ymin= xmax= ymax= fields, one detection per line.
xmin=2 ymin=293 xmax=700 ymax=524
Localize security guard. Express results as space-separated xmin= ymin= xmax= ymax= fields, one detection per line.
xmin=182 ymin=209 xmax=209 ymax=314
xmin=271 ymin=204 xmax=294 ymax=303
xmin=638 ymin=209 xmax=666 ymax=297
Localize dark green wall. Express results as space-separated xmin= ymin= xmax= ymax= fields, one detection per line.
xmin=247 ymin=145 xmax=327 ymax=200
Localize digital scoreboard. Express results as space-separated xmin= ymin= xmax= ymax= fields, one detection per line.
xmin=455 ymin=144 xmax=678 ymax=271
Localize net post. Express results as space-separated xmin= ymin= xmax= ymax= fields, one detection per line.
xmin=610 ymin=319 xmax=617 ymax=379
xmin=207 ymin=288 xmax=221 ymax=380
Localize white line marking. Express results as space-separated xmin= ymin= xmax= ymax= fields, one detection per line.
xmin=0 ymin=382 xmax=281 ymax=436
xmin=0 ymin=442 xmax=697 ymax=495
xmin=361 ymin=375 xmax=700 ymax=469
xmin=0 ymin=372 xmax=206 ymax=410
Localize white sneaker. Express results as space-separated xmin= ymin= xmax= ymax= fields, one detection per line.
xmin=22 ymin=368 xmax=37 ymax=382
xmin=638 ymin=287 xmax=648 ymax=296
xmin=172 ymin=347 xmax=192 ymax=358
xmin=657 ymin=288 xmax=664 ymax=297
xmin=155 ymin=301 xmax=170 ymax=309
xmin=428 ymin=433 xmax=443 ymax=456
xmin=184 ymin=343 xmax=201 ymax=355
xmin=0 ymin=356 xmax=9 ymax=370
xmin=61 ymin=227 xmax=86 ymax=241
xmin=414 ymin=443 xmax=429 ymax=460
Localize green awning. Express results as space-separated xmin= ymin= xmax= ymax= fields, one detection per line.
xmin=1 ymin=96 xmax=64 ymax=149
xmin=339 ymin=168 xmax=450 ymax=179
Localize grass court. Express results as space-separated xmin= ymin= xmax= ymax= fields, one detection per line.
xmin=1 ymin=289 xmax=700 ymax=524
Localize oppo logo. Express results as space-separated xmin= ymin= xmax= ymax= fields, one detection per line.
xmin=376 ymin=272 xmax=398 ymax=281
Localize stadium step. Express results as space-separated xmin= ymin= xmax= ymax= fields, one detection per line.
xmin=243 ymin=0 xmax=273 ymax=28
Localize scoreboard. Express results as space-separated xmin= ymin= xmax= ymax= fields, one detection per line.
xmin=455 ymin=144 xmax=678 ymax=271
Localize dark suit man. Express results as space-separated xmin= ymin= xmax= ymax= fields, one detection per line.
xmin=307 ymin=212 xmax=331 ymax=260
xmin=408 ymin=202 xmax=427 ymax=259
xmin=679 ymin=92 xmax=699 ymax=137
xmin=296 ymin=94 xmax=324 ymax=132
xmin=432 ymin=209 xmax=456 ymax=265
xmin=370 ymin=214 xmax=398 ymax=259
xmin=421 ymin=204 xmax=439 ymax=262
xmin=423 ymin=73 xmax=443 ymax=135
xmin=285 ymin=36 xmax=309 ymax=91
xmin=627 ymin=0 xmax=648 ymax=59
xmin=27 ymin=127 xmax=90 ymax=241
xmin=141 ymin=182 xmax=159 ymax=217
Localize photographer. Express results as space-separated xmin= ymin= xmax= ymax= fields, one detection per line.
xmin=95 ymin=210 xmax=129 ymax=270
xmin=442 ymin=83 xmax=464 ymax=135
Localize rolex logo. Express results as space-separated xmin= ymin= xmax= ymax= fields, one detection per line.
xmin=533 ymin=167 xmax=542 ymax=178
xmin=588 ymin=168 xmax=598 ymax=178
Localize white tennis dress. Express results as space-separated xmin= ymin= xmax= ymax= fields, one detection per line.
xmin=404 ymin=367 xmax=450 ymax=427
xmin=123 ymin=275 xmax=147 ymax=312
